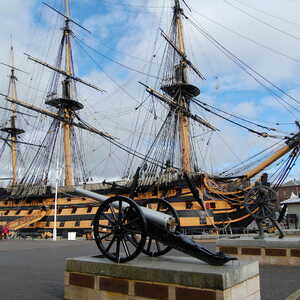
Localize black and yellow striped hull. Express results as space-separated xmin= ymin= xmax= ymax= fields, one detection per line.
xmin=0 ymin=180 xmax=254 ymax=236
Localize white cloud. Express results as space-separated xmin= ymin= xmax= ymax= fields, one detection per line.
xmin=0 ymin=0 xmax=300 ymax=183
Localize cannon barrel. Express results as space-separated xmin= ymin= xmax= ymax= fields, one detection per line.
xmin=75 ymin=188 xmax=177 ymax=231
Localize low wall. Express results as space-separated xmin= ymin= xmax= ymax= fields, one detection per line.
xmin=65 ymin=255 xmax=260 ymax=300
xmin=216 ymin=237 xmax=300 ymax=265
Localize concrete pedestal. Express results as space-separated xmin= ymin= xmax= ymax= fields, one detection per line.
xmin=65 ymin=255 xmax=260 ymax=300
xmin=216 ymin=237 xmax=300 ymax=265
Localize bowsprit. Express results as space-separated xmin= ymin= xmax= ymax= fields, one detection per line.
xmin=75 ymin=188 xmax=236 ymax=266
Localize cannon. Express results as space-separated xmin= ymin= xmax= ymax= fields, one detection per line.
xmin=244 ymin=184 xmax=284 ymax=239
xmin=75 ymin=188 xmax=236 ymax=265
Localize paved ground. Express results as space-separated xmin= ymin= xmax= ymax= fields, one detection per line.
xmin=0 ymin=239 xmax=299 ymax=300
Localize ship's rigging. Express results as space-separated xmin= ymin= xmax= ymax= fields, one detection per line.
xmin=0 ymin=0 xmax=300 ymax=192
xmin=1 ymin=0 xmax=300 ymax=238
xmin=4 ymin=0 xmax=111 ymax=191
xmin=123 ymin=0 xmax=300 ymax=191
xmin=0 ymin=44 xmax=37 ymax=186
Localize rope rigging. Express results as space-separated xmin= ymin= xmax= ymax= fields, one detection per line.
xmin=73 ymin=36 xmax=161 ymax=80
xmin=228 ymin=0 xmax=300 ymax=28
xmin=73 ymin=112 xmax=170 ymax=171
xmin=224 ymin=0 xmax=300 ymax=42
xmin=220 ymin=140 xmax=283 ymax=176
xmin=192 ymin=98 xmax=288 ymax=139
xmin=272 ymin=148 xmax=300 ymax=190
xmin=186 ymin=15 xmax=300 ymax=118
xmin=110 ymin=2 xmax=299 ymax=167
xmin=192 ymin=10 xmax=300 ymax=64
xmin=120 ymin=0 xmax=300 ymax=186
xmin=6 ymin=0 xmax=300 ymax=194
xmin=195 ymin=98 xmax=292 ymax=134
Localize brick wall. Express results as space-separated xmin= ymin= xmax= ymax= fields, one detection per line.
xmin=277 ymin=185 xmax=300 ymax=202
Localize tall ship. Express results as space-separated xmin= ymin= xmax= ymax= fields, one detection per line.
xmin=0 ymin=0 xmax=300 ymax=236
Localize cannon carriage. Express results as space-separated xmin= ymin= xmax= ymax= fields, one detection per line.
xmin=76 ymin=188 xmax=236 ymax=266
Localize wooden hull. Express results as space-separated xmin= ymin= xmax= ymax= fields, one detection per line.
xmin=0 ymin=179 xmax=254 ymax=236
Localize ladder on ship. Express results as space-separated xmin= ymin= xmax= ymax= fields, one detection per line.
xmin=6 ymin=210 xmax=47 ymax=231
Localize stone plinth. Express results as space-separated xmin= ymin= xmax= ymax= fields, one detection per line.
xmin=64 ymin=255 xmax=260 ymax=300
xmin=216 ymin=237 xmax=300 ymax=266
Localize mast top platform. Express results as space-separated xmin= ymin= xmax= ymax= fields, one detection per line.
xmin=161 ymin=83 xmax=200 ymax=99
xmin=45 ymin=98 xmax=84 ymax=111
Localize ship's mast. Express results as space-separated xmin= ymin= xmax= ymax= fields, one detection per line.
xmin=63 ymin=0 xmax=74 ymax=185
xmin=0 ymin=45 xmax=25 ymax=185
xmin=44 ymin=0 xmax=79 ymax=186
xmin=174 ymin=0 xmax=191 ymax=172
xmin=4 ymin=0 xmax=107 ymax=189
xmin=161 ymin=0 xmax=200 ymax=173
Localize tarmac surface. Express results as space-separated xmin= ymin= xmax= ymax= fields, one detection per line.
xmin=0 ymin=239 xmax=299 ymax=300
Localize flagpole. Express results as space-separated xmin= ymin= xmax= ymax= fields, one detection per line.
xmin=53 ymin=122 xmax=62 ymax=241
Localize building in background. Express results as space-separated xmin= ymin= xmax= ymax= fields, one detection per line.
xmin=278 ymin=180 xmax=300 ymax=229
xmin=277 ymin=179 xmax=300 ymax=202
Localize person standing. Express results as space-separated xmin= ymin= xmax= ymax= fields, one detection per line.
xmin=2 ymin=225 xmax=9 ymax=239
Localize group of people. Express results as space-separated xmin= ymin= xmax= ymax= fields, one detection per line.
xmin=0 ymin=224 xmax=9 ymax=239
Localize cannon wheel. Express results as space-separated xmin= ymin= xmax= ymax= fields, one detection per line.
xmin=244 ymin=185 xmax=277 ymax=221
xmin=93 ymin=195 xmax=147 ymax=263
xmin=141 ymin=198 xmax=180 ymax=257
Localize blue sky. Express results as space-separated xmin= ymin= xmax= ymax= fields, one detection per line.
xmin=1 ymin=0 xmax=300 ymax=181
